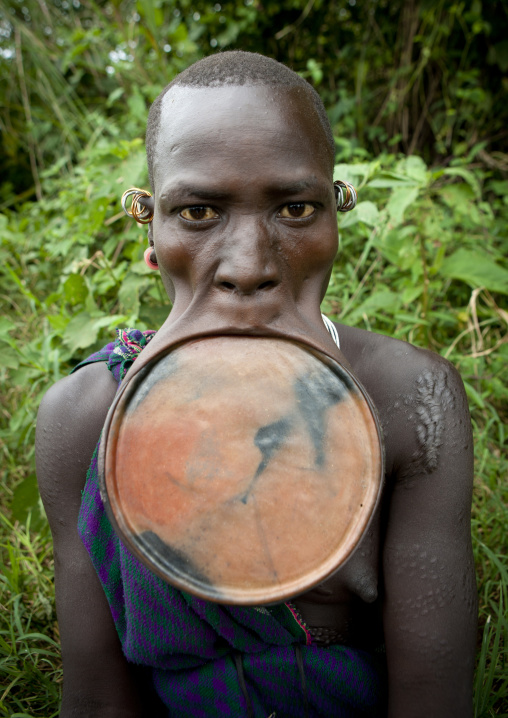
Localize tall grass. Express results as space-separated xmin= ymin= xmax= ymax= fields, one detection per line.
xmin=0 ymin=516 xmax=61 ymax=717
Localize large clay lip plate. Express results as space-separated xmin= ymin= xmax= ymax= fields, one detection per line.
xmin=99 ymin=335 xmax=384 ymax=605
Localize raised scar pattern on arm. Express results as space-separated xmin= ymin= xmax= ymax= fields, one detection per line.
xmin=394 ymin=368 xmax=460 ymax=483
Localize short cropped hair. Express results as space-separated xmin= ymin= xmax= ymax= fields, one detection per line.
xmin=146 ymin=51 xmax=334 ymax=189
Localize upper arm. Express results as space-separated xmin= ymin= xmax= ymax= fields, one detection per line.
xmin=381 ymin=354 xmax=477 ymax=717
xmin=36 ymin=362 xmax=118 ymax=532
xmin=36 ymin=364 xmax=148 ymax=717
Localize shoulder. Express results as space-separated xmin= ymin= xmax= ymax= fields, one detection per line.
xmin=36 ymin=361 xmax=118 ymax=460
xmin=338 ymin=323 xmax=464 ymax=399
xmin=37 ymin=360 xmax=118 ymax=428
xmin=337 ymin=324 xmax=472 ymax=483
xmin=36 ymin=362 xmax=118 ymax=532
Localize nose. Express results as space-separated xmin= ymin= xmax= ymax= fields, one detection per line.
xmin=213 ymin=223 xmax=281 ymax=295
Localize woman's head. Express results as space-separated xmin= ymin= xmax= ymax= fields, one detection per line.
xmin=123 ymin=51 xmax=353 ymax=339
xmin=145 ymin=51 xmax=335 ymax=190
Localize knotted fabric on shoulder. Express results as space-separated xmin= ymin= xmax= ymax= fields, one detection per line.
xmin=99 ymin=327 xmax=383 ymax=605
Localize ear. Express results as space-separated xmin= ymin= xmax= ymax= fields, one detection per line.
xmin=147 ymin=221 xmax=154 ymax=247
xmin=137 ymin=194 xmax=155 ymax=213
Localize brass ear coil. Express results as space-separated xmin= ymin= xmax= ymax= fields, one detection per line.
xmin=121 ymin=188 xmax=154 ymax=224
xmin=334 ymin=180 xmax=357 ymax=213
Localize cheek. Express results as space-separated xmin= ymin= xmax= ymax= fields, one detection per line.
xmin=284 ymin=220 xmax=338 ymax=277
xmin=152 ymin=220 xmax=196 ymax=280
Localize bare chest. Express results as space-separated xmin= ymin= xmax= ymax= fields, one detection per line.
xmin=292 ymin=495 xmax=384 ymax=648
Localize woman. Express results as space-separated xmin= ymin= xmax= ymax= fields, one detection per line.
xmin=36 ymin=51 xmax=476 ymax=717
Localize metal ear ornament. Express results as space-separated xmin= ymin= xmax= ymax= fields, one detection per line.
xmin=121 ymin=188 xmax=154 ymax=224
xmin=334 ymin=180 xmax=357 ymax=212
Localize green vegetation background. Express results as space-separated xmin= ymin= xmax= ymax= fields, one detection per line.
xmin=0 ymin=0 xmax=507 ymax=715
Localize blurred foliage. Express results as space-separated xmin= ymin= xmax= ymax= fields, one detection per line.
xmin=0 ymin=0 xmax=507 ymax=715
xmin=1 ymin=0 xmax=508 ymax=202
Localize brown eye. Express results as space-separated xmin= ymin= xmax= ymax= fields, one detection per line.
xmin=278 ymin=203 xmax=315 ymax=219
xmin=180 ymin=206 xmax=219 ymax=221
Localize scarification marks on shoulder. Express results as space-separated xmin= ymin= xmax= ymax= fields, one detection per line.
xmin=413 ymin=369 xmax=456 ymax=472
xmin=398 ymin=368 xmax=458 ymax=481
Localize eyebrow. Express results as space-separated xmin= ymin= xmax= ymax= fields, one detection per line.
xmin=162 ymin=184 xmax=230 ymax=201
xmin=160 ymin=177 xmax=326 ymax=203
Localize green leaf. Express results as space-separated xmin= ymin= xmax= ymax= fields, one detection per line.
xmin=48 ymin=314 xmax=70 ymax=332
xmin=347 ymin=289 xmax=402 ymax=323
xmin=0 ymin=317 xmax=16 ymax=338
xmin=376 ymin=225 xmax=418 ymax=269
xmin=368 ymin=178 xmax=415 ymax=189
xmin=64 ymin=274 xmax=88 ymax=306
xmin=398 ymin=155 xmax=429 ymax=185
xmin=463 ymin=380 xmax=486 ymax=410
xmin=63 ymin=312 xmax=127 ymax=353
xmin=117 ymin=151 xmax=148 ymax=189
xmin=118 ymin=273 xmax=149 ymax=315
xmin=306 ymin=59 xmax=323 ymax=84
xmin=63 ymin=312 xmax=99 ymax=352
xmin=438 ymin=183 xmax=479 ymax=222
xmin=10 ymin=474 xmax=45 ymax=530
xmin=107 ymin=87 xmax=125 ymax=108
xmin=334 ymin=163 xmax=373 ymax=185
xmin=440 ymin=249 xmax=508 ymax=295
xmin=339 ymin=201 xmax=379 ymax=228
xmin=139 ymin=303 xmax=171 ymax=328
xmin=401 ymin=286 xmax=423 ymax=304
xmin=443 ymin=168 xmax=482 ymax=199
xmin=386 ymin=187 xmax=419 ymax=225
xmin=1 ymin=347 xmax=20 ymax=369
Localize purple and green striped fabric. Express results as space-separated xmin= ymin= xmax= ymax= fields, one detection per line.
xmin=75 ymin=329 xmax=386 ymax=716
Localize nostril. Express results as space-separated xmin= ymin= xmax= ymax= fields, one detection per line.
xmin=217 ymin=279 xmax=278 ymax=293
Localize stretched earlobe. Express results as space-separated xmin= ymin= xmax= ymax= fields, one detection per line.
xmin=144 ymin=246 xmax=159 ymax=270
xmin=334 ymin=180 xmax=357 ymax=212
xmin=121 ymin=188 xmax=154 ymax=224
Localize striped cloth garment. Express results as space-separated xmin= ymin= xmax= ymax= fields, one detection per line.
xmin=73 ymin=328 xmax=386 ymax=717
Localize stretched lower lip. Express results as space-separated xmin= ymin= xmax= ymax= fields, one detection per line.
xmin=99 ymin=334 xmax=384 ymax=605
xmin=209 ymin=294 xmax=282 ymax=319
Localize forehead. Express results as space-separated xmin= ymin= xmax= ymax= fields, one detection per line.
xmin=152 ymin=85 xmax=332 ymax=191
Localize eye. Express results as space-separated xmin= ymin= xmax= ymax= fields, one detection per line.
xmin=278 ymin=203 xmax=315 ymax=219
xmin=180 ymin=206 xmax=219 ymax=221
